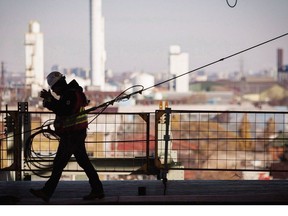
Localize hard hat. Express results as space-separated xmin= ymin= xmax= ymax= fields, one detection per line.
xmin=47 ymin=71 xmax=63 ymax=87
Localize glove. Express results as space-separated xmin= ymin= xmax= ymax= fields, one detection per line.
xmin=40 ymin=89 xmax=53 ymax=108
xmin=40 ymin=89 xmax=52 ymax=100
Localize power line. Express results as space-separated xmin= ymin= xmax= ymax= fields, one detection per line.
xmin=143 ymin=32 xmax=288 ymax=92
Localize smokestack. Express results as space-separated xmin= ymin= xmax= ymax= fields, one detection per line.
xmin=89 ymin=0 xmax=106 ymax=90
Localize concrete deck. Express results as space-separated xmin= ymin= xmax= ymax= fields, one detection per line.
xmin=1 ymin=180 xmax=288 ymax=205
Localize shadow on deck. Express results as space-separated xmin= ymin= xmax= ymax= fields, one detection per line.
xmin=1 ymin=180 xmax=288 ymax=205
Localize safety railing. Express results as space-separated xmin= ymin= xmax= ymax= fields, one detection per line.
xmin=0 ymin=103 xmax=156 ymax=181
xmin=1 ymin=103 xmax=288 ymax=181
xmin=159 ymin=108 xmax=288 ymax=180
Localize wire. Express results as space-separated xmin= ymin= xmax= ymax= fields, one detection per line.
xmin=0 ymin=118 xmax=55 ymax=142
xmin=23 ymin=119 xmax=58 ymax=178
xmin=85 ymin=84 xmax=144 ymax=124
xmin=226 ymin=0 xmax=237 ymax=8
xmin=87 ymin=103 xmax=110 ymax=125
xmin=114 ymin=85 xmax=144 ymax=102
xmin=143 ymin=32 xmax=288 ymax=92
xmin=24 ymin=127 xmax=59 ymax=178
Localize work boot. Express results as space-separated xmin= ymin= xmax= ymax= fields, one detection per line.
xmin=83 ymin=191 xmax=105 ymax=200
xmin=30 ymin=188 xmax=50 ymax=203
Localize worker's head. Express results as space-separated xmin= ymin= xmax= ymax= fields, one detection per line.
xmin=46 ymin=71 xmax=67 ymax=95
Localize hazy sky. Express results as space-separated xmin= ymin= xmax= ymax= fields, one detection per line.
xmin=1 ymin=0 xmax=288 ymax=76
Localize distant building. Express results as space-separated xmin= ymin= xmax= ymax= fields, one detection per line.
xmin=168 ymin=45 xmax=189 ymax=93
xmin=25 ymin=20 xmax=44 ymax=98
xmin=64 ymin=67 xmax=89 ymax=79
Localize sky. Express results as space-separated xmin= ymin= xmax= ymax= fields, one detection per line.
xmin=0 ymin=0 xmax=288 ymax=76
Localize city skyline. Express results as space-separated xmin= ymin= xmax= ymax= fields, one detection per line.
xmin=0 ymin=0 xmax=288 ymax=76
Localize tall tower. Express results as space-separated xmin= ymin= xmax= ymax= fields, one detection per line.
xmin=168 ymin=45 xmax=189 ymax=93
xmin=25 ymin=20 xmax=44 ymax=97
xmin=90 ymin=0 xmax=106 ymax=90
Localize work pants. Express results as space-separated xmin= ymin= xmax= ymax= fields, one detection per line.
xmin=42 ymin=129 xmax=103 ymax=198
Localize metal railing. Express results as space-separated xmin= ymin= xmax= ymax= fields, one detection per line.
xmin=159 ymin=109 xmax=288 ymax=180
xmin=1 ymin=102 xmax=288 ymax=181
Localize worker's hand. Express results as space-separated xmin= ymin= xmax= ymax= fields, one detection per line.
xmin=40 ymin=89 xmax=52 ymax=99
xmin=40 ymin=89 xmax=53 ymax=109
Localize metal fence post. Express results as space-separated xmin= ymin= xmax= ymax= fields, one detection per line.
xmin=13 ymin=110 xmax=22 ymax=181
xmin=15 ymin=102 xmax=29 ymax=181
xmin=163 ymin=107 xmax=171 ymax=194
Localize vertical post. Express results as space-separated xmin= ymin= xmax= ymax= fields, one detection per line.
xmin=15 ymin=102 xmax=29 ymax=181
xmin=22 ymin=102 xmax=31 ymax=180
xmin=145 ymin=113 xmax=150 ymax=172
xmin=138 ymin=113 xmax=150 ymax=173
xmin=163 ymin=107 xmax=171 ymax=195
xmin=14 ymin=109 xmax=22 ymax=181
xmin=4 ymin=106 xmax=16 ymax=180
xmin=154 ymin=109 xmax=164 ymax=179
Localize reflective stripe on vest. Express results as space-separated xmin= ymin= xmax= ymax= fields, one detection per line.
xmin=62 ymin=107 xmax=88 ymax=129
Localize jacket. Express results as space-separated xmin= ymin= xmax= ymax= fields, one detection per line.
xmin=44 ymin=79 xmax=89 ymax=134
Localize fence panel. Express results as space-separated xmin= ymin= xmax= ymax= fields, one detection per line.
xmin=162 ymin=110 xmax=288 ymax=179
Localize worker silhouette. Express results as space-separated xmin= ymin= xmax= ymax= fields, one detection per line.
xmin=30 ymin=71 xmax=104 ymax=202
